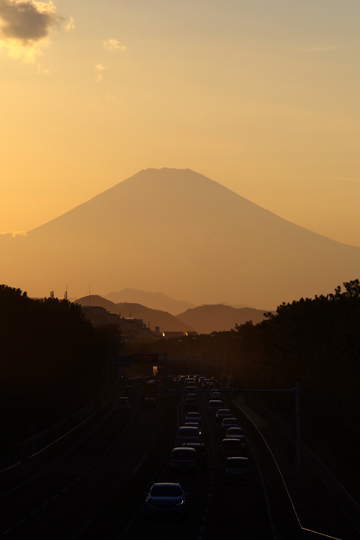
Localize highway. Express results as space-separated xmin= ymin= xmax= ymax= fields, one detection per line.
xmin=0 ymin=387 xmax=165 ymax=539
xmin=118 ymin=390 xmax=273 ymax=540
xmin=0 ymin=381 xmax=279 ymax=540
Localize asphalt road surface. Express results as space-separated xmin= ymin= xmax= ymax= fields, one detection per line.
xmin=0 ymin=388 xmax=164 ymax=540
xmin=118 ymin=393 xmax=273 ymax=540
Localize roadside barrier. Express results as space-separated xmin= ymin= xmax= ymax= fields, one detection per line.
xmin=0 ymin=384 xmax=122 ymax=493
xmin=234 ymin=395 xmax=359 ymax=538
xmin=231 ymin=397 xmax=303 ymax=540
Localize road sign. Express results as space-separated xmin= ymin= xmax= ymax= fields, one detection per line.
xmin=132 ymin=354 xmax=159 ymax=363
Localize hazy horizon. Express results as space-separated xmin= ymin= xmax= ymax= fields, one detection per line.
xmin=1 ymin=168 xmax=360 ymax=310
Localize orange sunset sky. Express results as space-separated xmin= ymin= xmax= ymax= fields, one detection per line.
xmin=1 ymin=1 xmax=360 ymax=246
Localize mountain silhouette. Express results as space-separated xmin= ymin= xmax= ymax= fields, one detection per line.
xmin=1 ymin=167 xmax=360 ymax=309
xmin=74 ymin=295 xmax=194 ymax=333
xmin=105 ymin=288 xmax=196 ymax=315
xmin=177 ymin=304 xmax=271 ymax=334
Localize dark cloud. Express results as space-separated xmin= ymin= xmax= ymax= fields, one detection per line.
xmin=0 ymin=0 xmax=59 ymax=43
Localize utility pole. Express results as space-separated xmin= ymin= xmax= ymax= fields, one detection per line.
xmin=295 ymin=382 xmax=302 ymax=518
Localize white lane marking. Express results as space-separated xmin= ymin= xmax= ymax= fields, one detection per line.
xmin=30 ymin=509 xmax=38 ymax=516
xmin=42 ymin=501 xmax=49 ymax=507
xmin=132 ymin=454 xmax=147 ymax=474
xmin=16 ymin=519 xmax=25 ymax=526
xmin=202 ymin=515 xmax=207 ymax=522
xmin=61 ymin=487 xmax=67 ymax=493
xmin=204 ymin=506 xmax=209 ymax=513
xmin=2 ymin=529 xmax=12 ymax=536
xmin=69 ymin=482 xmax=75 ymax=486
xmin=200 ymin=525 xmax=205 ymax=532
xmin=76 ymin=476 xmax=81 ymax=481
xmin=52 ymin=494 xmax=58 ymax=499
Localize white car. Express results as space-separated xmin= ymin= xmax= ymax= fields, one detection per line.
xmin=145 ymin=483 xmax=187 ymax=518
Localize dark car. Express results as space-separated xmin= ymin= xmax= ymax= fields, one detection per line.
xmin=144 ymin=483 xmax=187 ymax=519
xmin=221 ymin=417 xmax=239 ymax=434
xmin=184 ymin=397 xmax=198 ymax=411
xmin=182 ymin=442 xmax=208 ymax=470
xmin=170 ymin=447 xmax=197 ymax=475
xmin=185 ymin=412 xmax=202 ymax=427
xmin=221 ymin=438 xmax=247 ymax=464
xmin=215 ymin=408 xmax=232 ymax=423
xmin=143 ymin=397 xmax=157 ymax=409
xmin=225 ymin=457 xmax=252 ymax=483
xmin=176 ymin=426 xmax=201 ymax=446
xmin=207 ymin=399 xmax=223 ymax=416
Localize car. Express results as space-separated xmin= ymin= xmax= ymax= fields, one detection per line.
xmin=221 ymin=438 xmax=247 ymax=464
xmin=126 ymin=384 xmax=135 ymax=395
xmin=185 ymin=412 xmax=202 ymax=427
xmin=225 ymin=426 xmax=245 ymax=439
xmin=182 ymin=442 xmax=208 ymax=470
xmin=116 ymin=397 xmax=130 ymax=411
xmin=170 ymin=447 xmax=197 ymax=475
xmin=184 ymin=421 xmax=201 ymax=434
xmin=144 ymin=483 xmax=187 ymax=518
xmin=221 ymin=417 xmax=239 ymax=434
xmin=143 ymin=397 xmax=157 ymax=409
xmin=176 ymin=426 xmax=201 ymax=445
xmin=184 ymin=394 xmax=198 ymax=410
xmin=207 ymin=399 xmax=223 ymax=416
xmin=225 ymin=457 xmax=251 ymax=483
xmin=215 ymin=408 xmax=232 ymax=423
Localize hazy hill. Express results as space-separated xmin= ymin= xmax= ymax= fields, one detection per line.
xmin=74 ymin=295 xmax=194 ymax=333
xmin=2 ymin=168 xmax=360 ymax=309
xmin=105 ymin=288 xmax=196 ymax=315
xmin=75 ymin=295 xmax=120 ymax=314
xmin=177 ymin=304 xmax=270 ymax=334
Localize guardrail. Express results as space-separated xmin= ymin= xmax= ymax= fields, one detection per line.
xmin=0 ymin=385 xmax=122 ymax=493
xmin=230 ymin=397 xmax=303 ymax=540
xmin=237 ymin=395 xmax=359 ymax=538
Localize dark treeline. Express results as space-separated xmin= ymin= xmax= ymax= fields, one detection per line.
xmin=0 ymin=285 xmax=107 ymax=453
xmin=233 ymin=280 xmax=360 ymax=439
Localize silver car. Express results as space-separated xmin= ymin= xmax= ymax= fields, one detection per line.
xmin=145 ymin=483 xmax=187 ymax=518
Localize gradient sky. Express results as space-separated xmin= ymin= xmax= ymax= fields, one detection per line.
xmin=1 ymin=0 xmax=360 ymax=246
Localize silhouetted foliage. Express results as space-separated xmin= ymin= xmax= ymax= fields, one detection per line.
xmin=0 ymin=285 xmax=106 ymax=449
xmin=230 ymin=280 xmax=360 ymax=495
